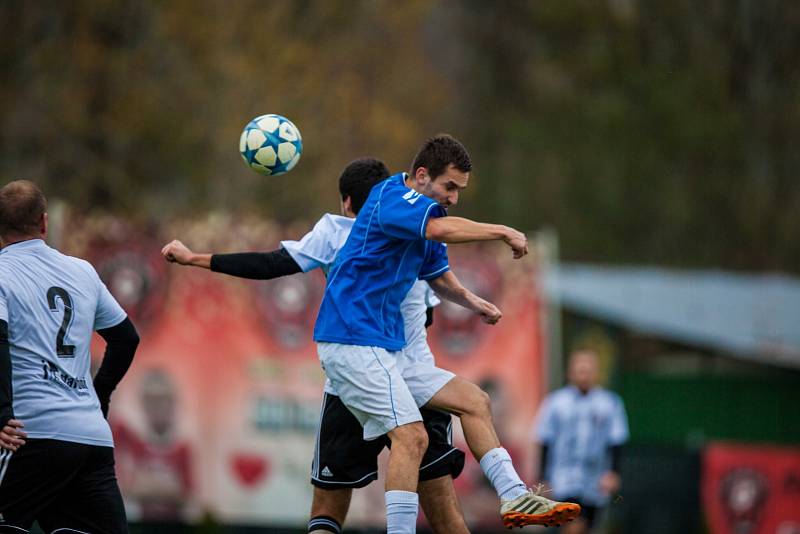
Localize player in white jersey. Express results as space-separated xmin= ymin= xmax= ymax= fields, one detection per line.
xmin=0 ymin=180 xmax=139 ymax=533
xmin=161 ymin=158 xmax=470 ymax=534
xmin=534 ymin=350 xmax=629 ymax=533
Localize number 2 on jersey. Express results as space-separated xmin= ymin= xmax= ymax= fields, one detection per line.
xmin=47 ymin=286 xmax=76 ymax=357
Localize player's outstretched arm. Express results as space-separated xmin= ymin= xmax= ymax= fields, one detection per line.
xmin=425 ymin=217 xmax=529 ymax=259
xmin=162 ymin=239 xmax=302 ymax=280
xmin=428 ymin=271 xmax=502 ymax=325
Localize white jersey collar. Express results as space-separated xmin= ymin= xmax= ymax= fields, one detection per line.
xmin=0 ymin=238 xmax=46 ymax=255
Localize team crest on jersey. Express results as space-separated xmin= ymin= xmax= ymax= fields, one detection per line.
xmin=403 ymin=190 xmax=422 ymax=205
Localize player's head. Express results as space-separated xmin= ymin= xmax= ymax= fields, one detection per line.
xmin=409 ymin=134 xmax=472 ymax=208
xmin=0 ymin=180 xmax=48 ymax=245
xmin=339 ymin=157 xmax=390 ymax=217
xmin=567 ymin=349 xmax=600 ymax=393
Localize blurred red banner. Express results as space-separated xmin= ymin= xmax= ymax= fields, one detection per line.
xmin=703 ymin=443 xmax=800 ymax=534
xmin=80 ymin=222 xmax=547 ymax=526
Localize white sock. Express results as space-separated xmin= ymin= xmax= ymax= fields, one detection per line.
xmin=479 ymin=447 xmax=528 ymax=501
xmin=386 ymin=490 xmax=419 ymax=534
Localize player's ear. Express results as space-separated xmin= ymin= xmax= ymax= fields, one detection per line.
xmin=413 ymin=166 xmax=430 ymax=186
xmin=341 ymin=196 xmax=354 ymax=217
xmin=41 ymin=212 xmax=48 ymax=237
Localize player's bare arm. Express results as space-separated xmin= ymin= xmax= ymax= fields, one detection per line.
xmin=425 ymin=217 xmax=529 ymax=259
xmin=161 ymin=239 xmax=212 ymax=268
xmin=427 ymin=271 xmax=502 ymax=325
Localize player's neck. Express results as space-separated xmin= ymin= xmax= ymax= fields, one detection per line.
xmin=404 ymin=176 xmax=422 ymax=194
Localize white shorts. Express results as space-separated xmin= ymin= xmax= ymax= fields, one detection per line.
xmin=317 ymin=342 xmax=423 ymax=440
xmin=398 ymin=337 xmax=455 ymax=407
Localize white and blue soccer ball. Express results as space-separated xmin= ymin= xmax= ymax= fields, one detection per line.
xmin=239 ymin=114 xmax=303 ymax=176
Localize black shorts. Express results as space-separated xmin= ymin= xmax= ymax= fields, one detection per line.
xmin=311 ymin=393 xmax=465 ymax=489
xmin=0 ymin=439 xmax=128 ymax=534
xmin=560 ymin=496 xmax=599 ymax=528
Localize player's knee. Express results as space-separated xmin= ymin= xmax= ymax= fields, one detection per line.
xmin=407 ymin=424 xmax=429 ymax=457
xmin=470 ymin=385 xmax=493 ymax=419
xmin=393 ymin=422 xmax=429 ymax=458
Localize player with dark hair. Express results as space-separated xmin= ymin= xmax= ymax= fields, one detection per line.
xmin=162 ymin=157 xmax=472 ymax=534
xmin=0 ymin=180 xmax=140 ymax=533
xmin=313 ymin=134 xmax=580 ymax=532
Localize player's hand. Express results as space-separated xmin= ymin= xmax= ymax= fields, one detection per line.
xmin=599 ymin=470 xmax=621 ymax=495
xmin=0 ymin=419 xmax=27 ymax=452
xmin=503 ymin=228 xmax=529 ymax=259
xmin=473 ymin=297 xmax=502 ymax=325
xmin=161 ymin=239 xmax=195 ymax=265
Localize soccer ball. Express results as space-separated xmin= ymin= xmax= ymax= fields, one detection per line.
xmin=239 ymin=114 xmax=303 ymax=176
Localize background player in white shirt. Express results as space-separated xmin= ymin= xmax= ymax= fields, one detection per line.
xmin=0 ymin=180 xmax=139 ymax=533
xmin=535 ymin=349 xmax=629 ymax=534
xmin=162 ymin=158 xmax=471 ymax=534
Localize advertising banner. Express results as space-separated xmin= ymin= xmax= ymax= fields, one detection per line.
xmin=703 ymin=442 xmax=800 ymax=534
xmin=80 ymin=220 xmax=545 ymax=527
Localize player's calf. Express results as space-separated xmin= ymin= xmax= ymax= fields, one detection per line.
xmin=385 ymin=422 xmax=428 ymax=534
xmin=386 ymin=422 xmax=428 ymax=491
xmin=308 ymin=486 xmax=350 ymax=534
xmin=426 ymin=377 xmax=500 ymax=459
xmin=418 ymin=475 xmax=470 ymax=534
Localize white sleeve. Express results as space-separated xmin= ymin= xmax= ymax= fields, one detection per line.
xmin=280 ymin=214 xmax=347 ymax=273
xmin=423 ymin=282 xmax=441 ymax=308
xmin=92 ymin=269 xmax=127 ymax=330
xmin=533 ymin=395 xmax=556 ymax=444
xmin=608 ymin=394 xmax=629 ymax=445
xmin=0 ymin=284 xmax=7 ymax=323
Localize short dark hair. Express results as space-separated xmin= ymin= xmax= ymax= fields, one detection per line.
xmin=339 ymin=157 xmax=390 ymax=215
xmin=410 ymin=134 xmax=472 ymax=180
xmin=0 ymin=180 xmax=47 ymax=238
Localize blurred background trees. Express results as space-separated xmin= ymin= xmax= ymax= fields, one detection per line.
xmin=2 ymin=0 xmax=799 ymax=271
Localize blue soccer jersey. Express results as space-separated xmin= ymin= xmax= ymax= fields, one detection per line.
xmin=313 ymin=173 xmax=449 ymax=351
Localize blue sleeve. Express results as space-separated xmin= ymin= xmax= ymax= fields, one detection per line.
xmin=419 ymin=241 xmax=449 ymax=280
xmin=377 ymin=186 xmax=446 ymax=240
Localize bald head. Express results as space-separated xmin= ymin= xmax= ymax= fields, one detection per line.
xmin=0 ymin=180 xmax=47 ymax=244
xmin=567 ymin=349 xmax=600 ymax=393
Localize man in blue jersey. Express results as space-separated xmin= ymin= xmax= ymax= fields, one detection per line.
xmin=314 ymin=134 xmax=579 ymax=533
xmin=0 ymin=180 xmax=139 ymax=533
xmin=162 ymin=158 xmax=472 ymax=534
